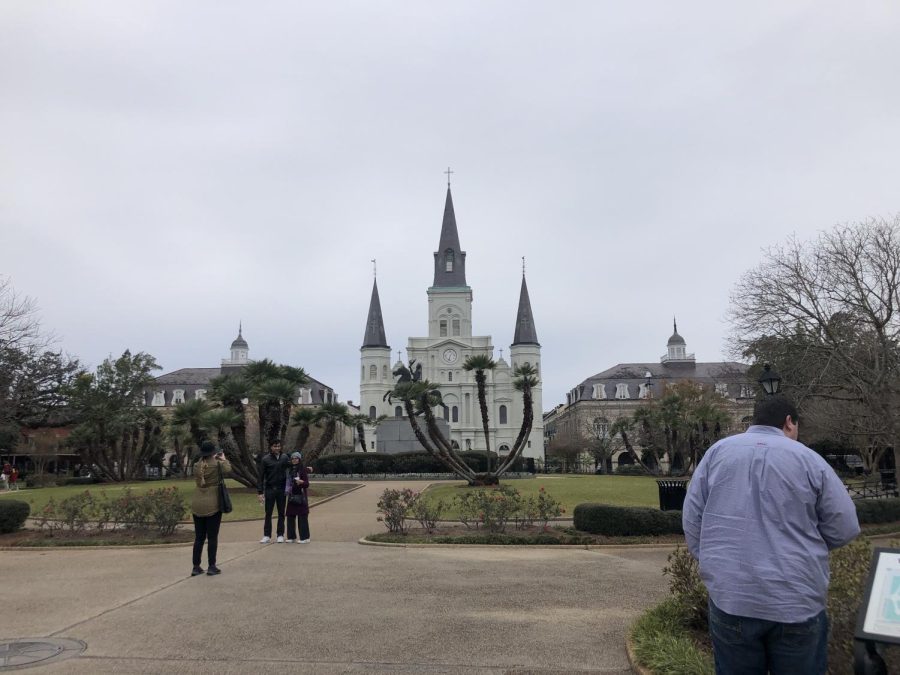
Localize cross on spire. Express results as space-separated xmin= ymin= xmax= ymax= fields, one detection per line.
xmin=444 ymin=166 xmax=454 ymax=187
xmin=371 ymin=258 xmax=377 ymax=278
xmin=522 ymin=256 xmax=526 ymax=277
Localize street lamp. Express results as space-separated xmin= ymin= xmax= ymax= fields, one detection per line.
xmin=758 ymin=363 xmax=782 ymax=396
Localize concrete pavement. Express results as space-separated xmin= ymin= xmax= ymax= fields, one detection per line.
xmin=1 ymin=481 xmax=670 ymax=673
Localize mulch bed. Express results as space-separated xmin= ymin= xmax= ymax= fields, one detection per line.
xmin=368 ymin=525 xmax=686 ymax=545
xmin=0 ymin=529 xmax=193 ymax=547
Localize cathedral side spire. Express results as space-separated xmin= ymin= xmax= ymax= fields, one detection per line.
xmin=512 ymin=274 xmax=540 ymax=346
xmin=432 ymin=187 xmax=468 ymax=288
xmin=362 ymin=279 xmax=389 ymax=348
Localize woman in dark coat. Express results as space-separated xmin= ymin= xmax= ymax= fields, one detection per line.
xmin=285 ymin=451 xmax=310 ymax=543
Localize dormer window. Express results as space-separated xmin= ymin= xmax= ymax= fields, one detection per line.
xmin=592 ymin=384 xmax=606 ymax=400
xmin=445 ymin=249 xmax=455 ymax=272
xmin=715 ymin=383 xmax=729 ymax=397
xmin=615 ymin=383 xmax=630 ymax=399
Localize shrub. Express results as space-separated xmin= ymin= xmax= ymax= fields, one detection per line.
xmin=615 ymin=464 xmax=649 ymax=476
xmin=535 ymin=486 xmax=564 ymax=527
xmin=108 ymin=488 xmax=150 ymax=529
xmin=663 ymin=546 xmax=708 ymax=629
xmin=55 ymin=491 xmax=96 ymax=532
xmin=453 ymin=486 xmax=522 ymax=533
xmin=63 ymin=476 xmax=101 ymax=486
xmin=25 ymin=474 xmax=57 ymax=488
xmin=376 ymin=488 xmax=418 ymax=533
xmin=144 ymin=487 xmax=187 ymax=535
xmin=35 ymin=488 xmax=187 ymax=536
xmin=410 ymin=496 xmax=445 ymax=533
xmin=313 ymin=451 xmax=526 ymax=474
xmin=573 ymin=503 xmax=683 ymax=536
xmin=0 ymin=500 xmax=30 ymax=533
xmin=855 ymin=498 xmax=900 ymax=524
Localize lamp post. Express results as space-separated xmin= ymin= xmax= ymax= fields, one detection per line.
xmin=758 ymin=363 xmax=782 ymax=396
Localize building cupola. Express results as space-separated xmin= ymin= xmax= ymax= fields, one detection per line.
xmin=661 ymin=318 xmax=694 ymax=364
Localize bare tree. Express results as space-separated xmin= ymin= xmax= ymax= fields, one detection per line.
xmin=0 ymin=276 xmax=50 ymax=352
xmin=729 ymin=217 xmax=900 ymax=473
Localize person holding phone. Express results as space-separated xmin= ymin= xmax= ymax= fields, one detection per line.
xmin=284 ymin=451 xmax=310 ymax=543
xmin=191 ymin=440 xmax=231 ymax=576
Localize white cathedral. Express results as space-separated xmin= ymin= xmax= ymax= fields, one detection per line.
xmin=358 ymin=187 xmax=544 ymax=461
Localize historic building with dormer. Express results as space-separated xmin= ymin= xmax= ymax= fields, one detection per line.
xmin=543 ymin=321 xmax=753 ymax=466
xmin=146 ymin=326 xmax=337 ymax=408
xmin=359 ymin=187 xmax=544 ymax=460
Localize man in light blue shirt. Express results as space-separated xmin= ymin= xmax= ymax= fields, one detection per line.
xmin=683 ymin=395 xmax=859 ymax=674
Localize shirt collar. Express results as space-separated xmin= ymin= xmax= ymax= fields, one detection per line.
xmin=747 ymin=425 xmax=786 ymax=437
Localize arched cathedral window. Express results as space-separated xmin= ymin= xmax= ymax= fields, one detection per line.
xmin=369 ymin=365 xmax=377 ymax=380
xmin=445 ymin=249 xmax=455 ymax=272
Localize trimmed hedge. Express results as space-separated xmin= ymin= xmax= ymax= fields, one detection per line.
xmin=615 ymin=464 xmax=649 ymax=476
xmin=573 ymin=503 xmax=683 ymax=536
xmin=63 ymin=476 xmax=101 ymax=486
xmin=0 ymin=500 xmax=31 ymax=534
xmin=313 ymin=451 xmax=525 ymax=475
xmin=855 ymin=498 xmax=900 ymax=524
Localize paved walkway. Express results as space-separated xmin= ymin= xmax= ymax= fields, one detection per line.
xmin=0 ymin=482 xmax=671 ymax=673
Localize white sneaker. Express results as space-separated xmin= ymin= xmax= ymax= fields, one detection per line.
xmin=287 ymin=539 xmax=296 ymax=543
xmin=299 ymin=539 xmax=310 ymax=544
xmin=276 ymin=536 xmax=285 ymax=543
xmin=259 ymin=536 xmax=271 ymax=544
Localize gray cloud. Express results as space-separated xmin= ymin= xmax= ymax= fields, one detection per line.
xmin=2 ymin=1 xmax=900 ymax=406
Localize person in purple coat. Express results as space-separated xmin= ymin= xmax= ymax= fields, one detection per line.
xmin=285 ymin=452 xmax=310 ymax=543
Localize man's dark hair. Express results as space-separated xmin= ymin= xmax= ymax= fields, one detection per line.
xmin=752 ymin=395 xmax=799 ymax=428
xmin=270 ymin=439 xmax=282 ymax=447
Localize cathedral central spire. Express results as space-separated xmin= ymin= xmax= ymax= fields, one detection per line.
xmin=432 ymin=187 xmax=468 ymax=288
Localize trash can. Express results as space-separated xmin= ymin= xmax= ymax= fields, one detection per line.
xmin=656 ymin=479 xmax=689 ymax=511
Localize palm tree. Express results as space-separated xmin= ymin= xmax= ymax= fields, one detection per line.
xmin=171 ymin=398 xmax=213 ymax=448
xmin=495 ymin=363 xmax=540 ymax=477
xmin=384 ymin=377 xmax=477 ymax=483
xmin=243 ymin=359 xmax=309 ymax=449
xmin=463 ymin=354 xmax=497 ymax=470
xmin=200 ymin=408 xmax=250 ymax=483
xmin=351 ymin=413 xmax=382 ymax=453
xmin=306 ymin=402 xmax=356 ymax=464
xmin=290 ymin=407 xmax=319 ymax=454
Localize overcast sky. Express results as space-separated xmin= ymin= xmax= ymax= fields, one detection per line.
xmin=2 ymin=2 xmax=899 ymax=409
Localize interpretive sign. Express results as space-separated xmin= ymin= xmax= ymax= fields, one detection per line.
xmin=856 ymin=547 xmax=900 ymax=645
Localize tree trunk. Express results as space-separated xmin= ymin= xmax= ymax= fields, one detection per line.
xmin=474 ymin=370 xmax=492 ymax=469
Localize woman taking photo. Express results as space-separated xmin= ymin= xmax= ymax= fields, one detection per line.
xmin=191 ymin=440 xmax=231 ymax=576
xmin=285 ymin=451 xmax=310 ymax=543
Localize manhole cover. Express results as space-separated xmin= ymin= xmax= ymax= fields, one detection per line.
xmin=0 ymin=639 xmax=85 ymax=671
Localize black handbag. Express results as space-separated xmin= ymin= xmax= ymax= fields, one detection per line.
xmin=288 ymin=470 xmax=307 ymax=506
xmin=217 ymin=462 xmax=233 ymax=514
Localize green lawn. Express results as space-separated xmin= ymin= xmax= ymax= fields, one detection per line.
xmin=423 ymin=475 xmax=661 ymax=515
xmin=0 ymin=479 xmax=358 ymax=522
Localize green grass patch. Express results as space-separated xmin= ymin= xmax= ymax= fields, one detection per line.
xmin=630 ymin=597 xmax=714 ymax=675
xmin=422 ymin=475 xmax=661 ymax=517
xmin=0 ymin=480 xmax=357 ymax=522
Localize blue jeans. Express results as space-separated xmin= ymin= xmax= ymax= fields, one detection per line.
xmin=708 ymin=600 xmax=828 ymax=674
